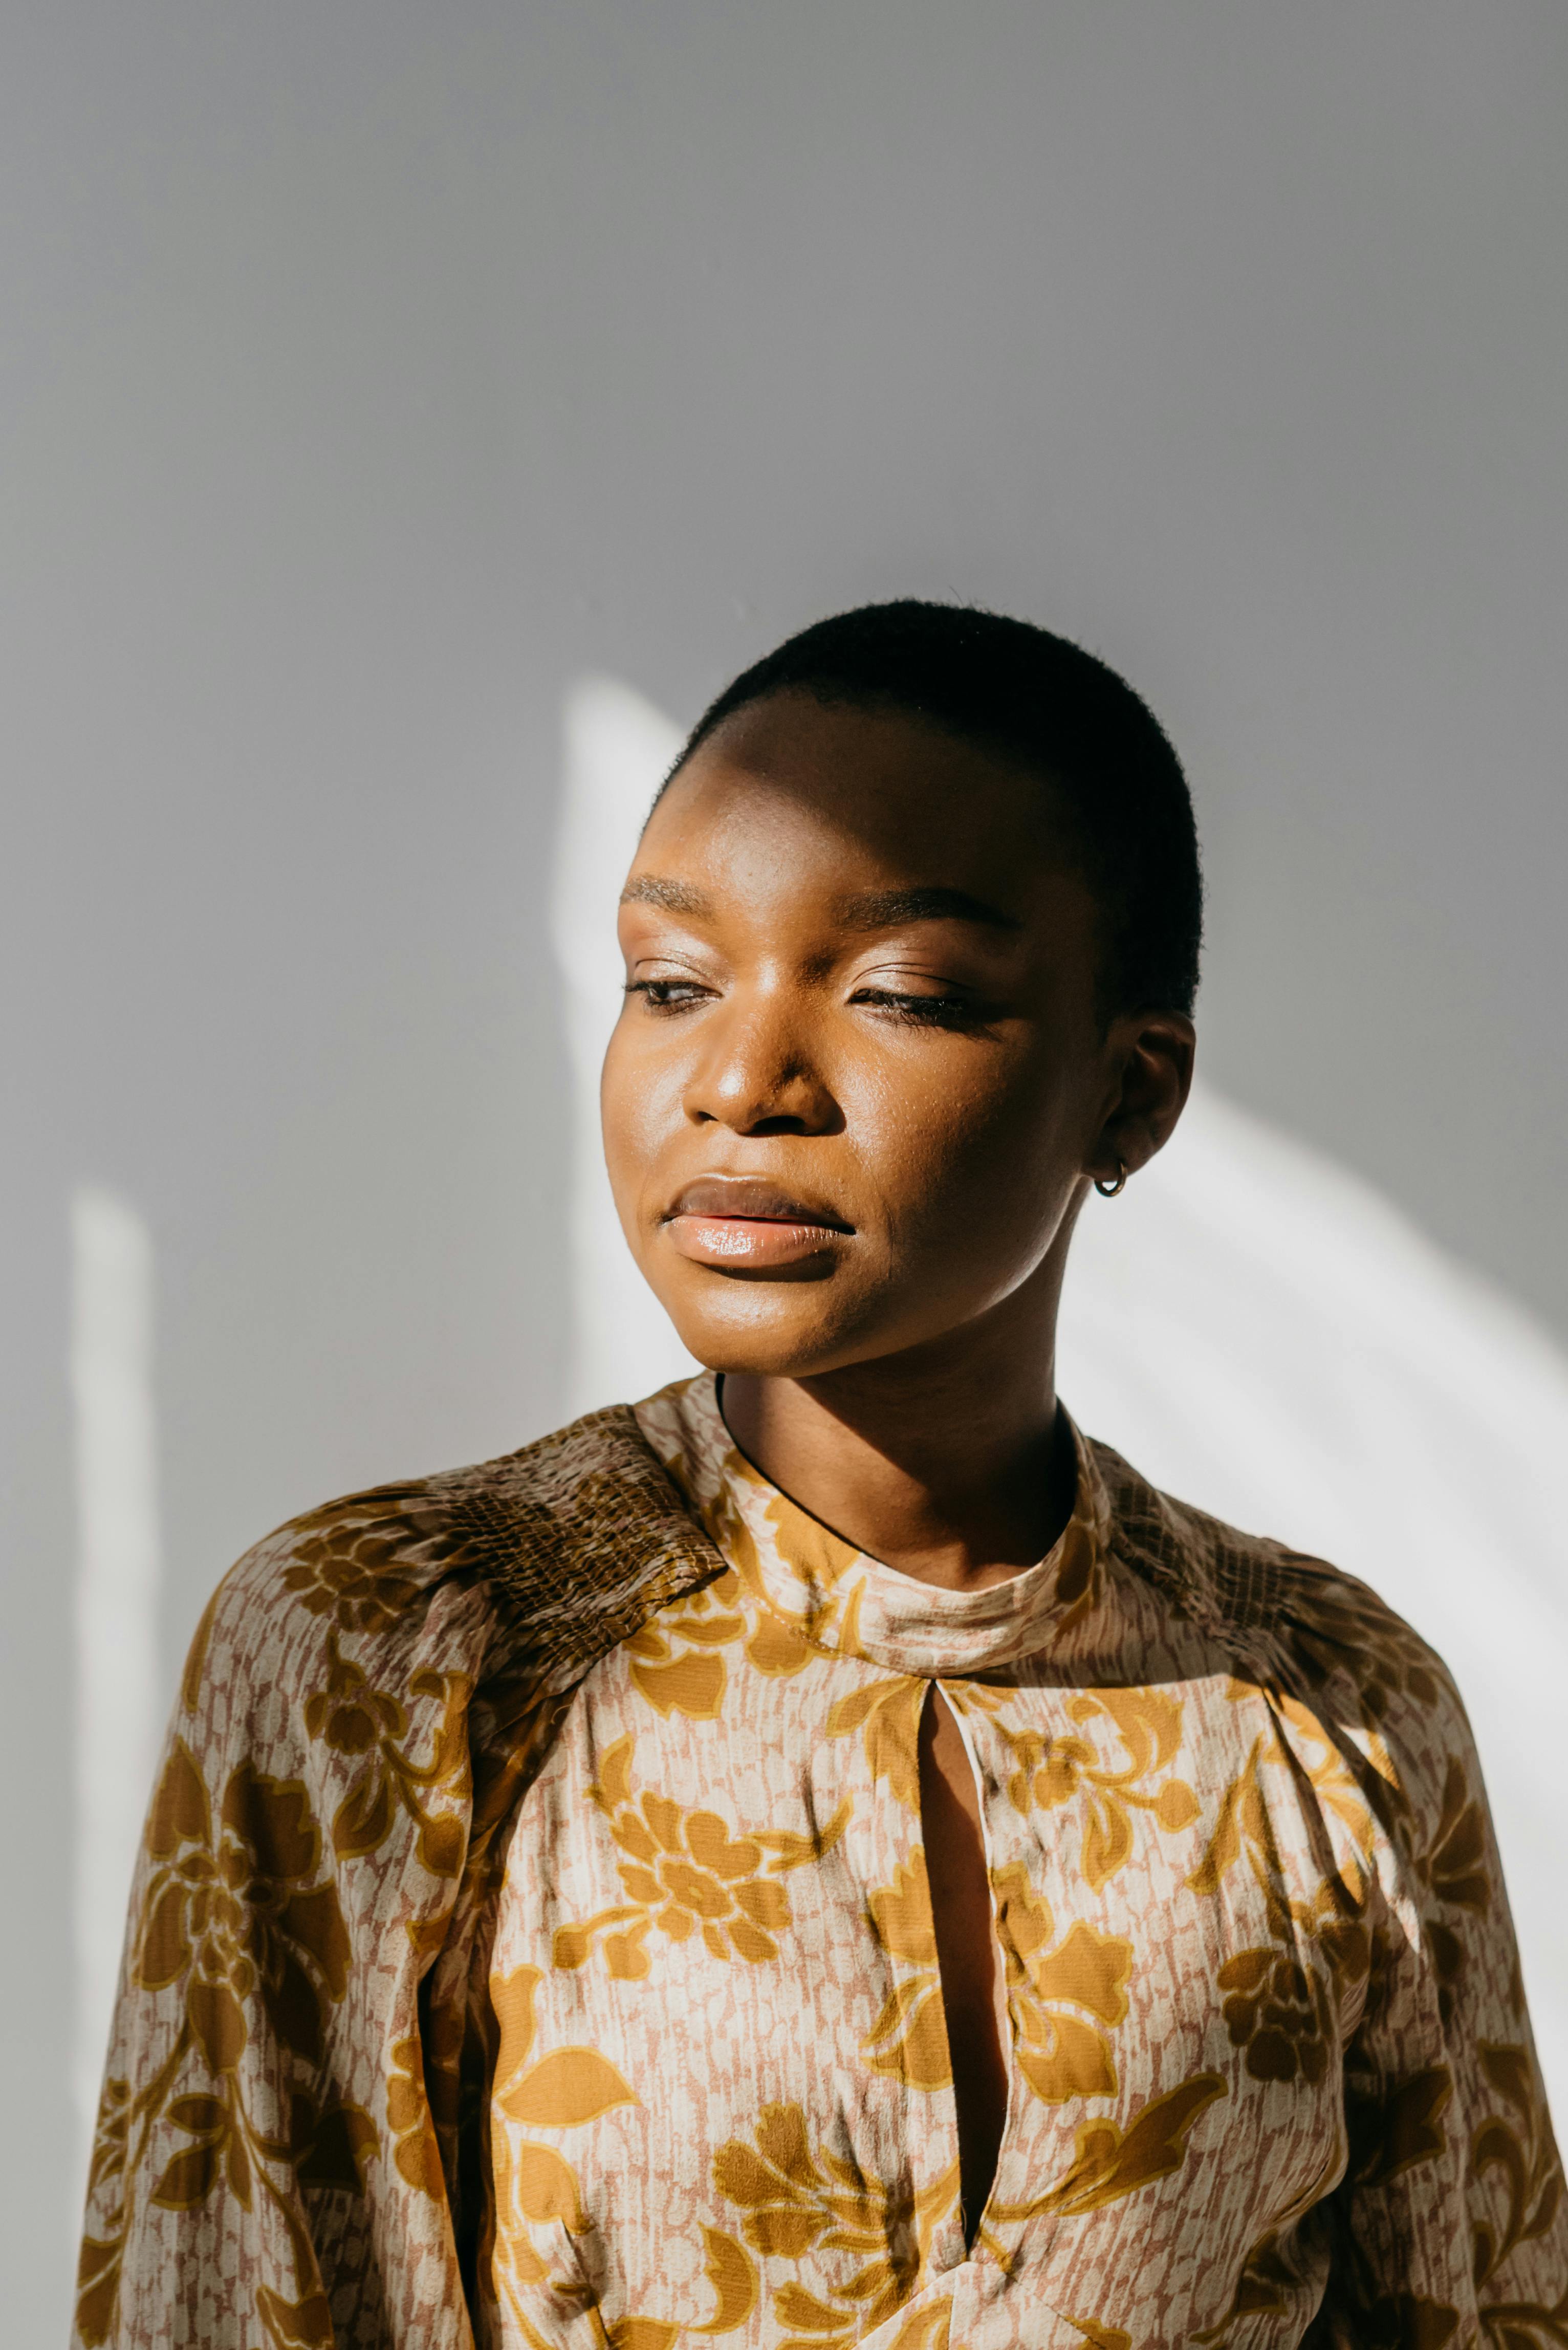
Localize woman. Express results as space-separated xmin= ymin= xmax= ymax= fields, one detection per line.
xmin=79 ymin=603 xmax=1564 ymax=2347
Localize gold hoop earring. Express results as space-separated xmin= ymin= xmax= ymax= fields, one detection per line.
xmin=1094 ymin=1160 xmax=1128 ymax=1199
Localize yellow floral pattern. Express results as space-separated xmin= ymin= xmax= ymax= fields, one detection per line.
xmin=861 ymin=1849 xmax=954 ymax=2090
xmin=956 ymin=1683 xmax=1200 ymax=1890
xmin=990 ymin=1863 xmax=1134 ymax=2107
xmin=713 ymin=2101 xmax=960 ymax=2348
xmin=77 ymin=1737 xmax=377 ymax=2348
xmin=78 ymin=1375 xmax=1566 ymax=2349
xmin=490 ymin=1961 xmax=640 ymax=2311
xmin=550 ymin=1732 xmax=849 ymax=1977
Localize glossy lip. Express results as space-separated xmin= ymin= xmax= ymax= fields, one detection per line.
xmin=662 ymin=1177 xmax=853 ymax=1270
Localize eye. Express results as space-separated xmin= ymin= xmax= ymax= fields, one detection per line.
xmin=625 ymin=976 xmax=713 ymax=1014
xmin=850 ymin=985 xmax=984 ymax=1029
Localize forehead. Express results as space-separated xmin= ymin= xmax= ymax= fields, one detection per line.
xmin=637 ymin=691 xmax=1077 ymax=906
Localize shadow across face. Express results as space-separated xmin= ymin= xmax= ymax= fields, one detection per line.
xmin=602 ymin=690 xmax=1191 ymax=1383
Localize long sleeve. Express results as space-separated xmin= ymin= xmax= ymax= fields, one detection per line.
xmin=72 ymin=1494 xmax=522 ymax=2349
xmin=1313 ymin=1667 xmax=1568 ymax=2346
xmin=72 ymin=1409 xmax=724 ymax=2350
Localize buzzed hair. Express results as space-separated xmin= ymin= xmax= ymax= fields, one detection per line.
xmin=667 ymin=599 xmax=1203 ymax=1019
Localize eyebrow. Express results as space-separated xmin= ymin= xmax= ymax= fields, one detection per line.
xmin=619 ymin=876 xmax=716 ymax=916
xmin=833 ymin=885 xmax=1023 ymax=933
xmin=619 ymin=875 xmax=1022 ymax=932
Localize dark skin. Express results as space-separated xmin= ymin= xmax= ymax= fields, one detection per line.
xmin=601 ymin=689 xmax=1194 ymax=2238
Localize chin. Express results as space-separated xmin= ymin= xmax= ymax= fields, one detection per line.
xmin=656 ymin=1277 xmax=879 ymax=1382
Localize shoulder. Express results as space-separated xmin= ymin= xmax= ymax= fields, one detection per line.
xmin=179 ymin=1403 xmax=724 ymax=1720
xmin=1088 ymin=1434 xmax=1474 ymax=1830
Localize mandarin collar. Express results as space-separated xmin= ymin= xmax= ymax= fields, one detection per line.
xmin=657 ymin=1372 xmax=1112 ymax=1678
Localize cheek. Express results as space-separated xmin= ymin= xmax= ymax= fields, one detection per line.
xmin=851 ymin=1046 xmax=1073 ymax=1232
xmin=599 ymin=1027 xmax=684 ymax=1212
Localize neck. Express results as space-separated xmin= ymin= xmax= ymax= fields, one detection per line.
xmin=718 ymin=1265 xmax=1075 ymax=1594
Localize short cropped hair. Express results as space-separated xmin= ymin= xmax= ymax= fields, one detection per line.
xmin=668 ymin=599 xmax=1203 ymax=1019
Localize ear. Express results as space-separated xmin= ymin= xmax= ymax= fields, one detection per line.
xmin=1087 ymin=1011 xmax=1196 ymax=1188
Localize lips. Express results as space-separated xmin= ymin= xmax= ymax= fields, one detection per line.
xmin=663 ymin=1177 xmax=853 ymax=1270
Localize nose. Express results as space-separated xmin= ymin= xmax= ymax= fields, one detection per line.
xmin=681 ymin=983 xmax=842 ymax=1137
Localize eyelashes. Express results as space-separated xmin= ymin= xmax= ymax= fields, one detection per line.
xmin=625 ymin=978 xmax=988 ymax=1030
xmin=625 ymin=979 xmax=711 ymax=1011
xmin=846 ymin=987 xmax=985 ymax=1029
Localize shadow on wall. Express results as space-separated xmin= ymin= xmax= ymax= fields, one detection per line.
xmin=552 ymin=674 xmax=1568 ymax=2120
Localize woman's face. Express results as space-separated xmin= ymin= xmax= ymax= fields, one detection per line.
xmin=601 ymin=690 xmax=1188 ymax=1380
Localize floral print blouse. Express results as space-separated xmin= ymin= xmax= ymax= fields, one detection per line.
xmin=485 ymin=1376 xmax=1566 ymax=2348
xmin=78 ymin=1381 xmax=1564 ymax=2349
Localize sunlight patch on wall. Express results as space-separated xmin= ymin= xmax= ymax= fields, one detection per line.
xmin=1060 ymin=1090 xmax=1568 ymax=2112
xmin=552 ymin=676 xmax=700 ymax=1419
xmin=70 ymin=1187 xmax=163 ymax=2187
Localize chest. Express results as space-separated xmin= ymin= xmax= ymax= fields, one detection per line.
xmin=486 ymin=1629 xmax=1377 ymax=2346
